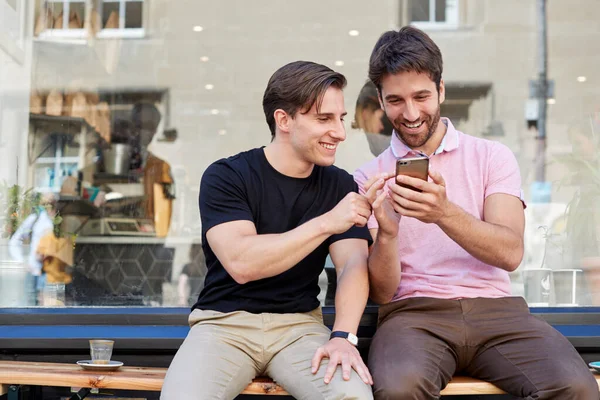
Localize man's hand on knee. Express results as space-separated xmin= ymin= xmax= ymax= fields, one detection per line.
xmin=310 ymin=338 xmax=373 ymax=386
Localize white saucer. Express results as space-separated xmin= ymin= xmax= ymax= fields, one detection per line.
xmin=77 ymin=360 xmax=124 ymax=371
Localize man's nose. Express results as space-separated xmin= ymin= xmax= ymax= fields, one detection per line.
xmin=403 ymin=101 xmax=419 ymax=122
xmin=330 ymin=120 xmax=346 ymax=141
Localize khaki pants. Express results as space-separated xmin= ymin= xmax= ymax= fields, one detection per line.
xmin=161 ymin=307 xmax=373 ymax=400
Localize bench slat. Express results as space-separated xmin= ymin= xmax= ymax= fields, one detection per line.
xmin=1 ymin=361 xmax=598 ymax=396
xmin=440 ymin=376 xmax=505 ymax=395
xmin=0 ymin=361 xmax=165 ymax=391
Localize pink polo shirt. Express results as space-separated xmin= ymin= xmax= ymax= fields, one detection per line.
xmin=354 ymin=118 xmax=524 ymax=301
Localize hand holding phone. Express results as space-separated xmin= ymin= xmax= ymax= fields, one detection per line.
xmin=395 ymin=156 xmax=429 ymax=192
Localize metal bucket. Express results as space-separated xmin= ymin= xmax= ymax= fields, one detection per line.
xmin=103 ymin=144 xmax=132 ymax=175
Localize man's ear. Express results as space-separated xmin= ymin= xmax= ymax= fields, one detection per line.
xmin=274 ymin=109 xmax=291 ymax=134
xmin=438 ymin=79 xmax=445 ymax=104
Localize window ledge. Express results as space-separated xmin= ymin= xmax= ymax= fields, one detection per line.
xmin=34 ymin=28 xmax=146 ymax=43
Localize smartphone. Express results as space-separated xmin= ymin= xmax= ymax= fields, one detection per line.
xmin=396 ymin=156 xmax=429 ymax=192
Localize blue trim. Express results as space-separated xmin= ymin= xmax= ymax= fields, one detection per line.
xmin=529 ymin=307 xmax=600 ymax=313
xmin=0 ymin=324 xmax=599 ymax=340
xmin=0 ymin=307 xmax=191 ymax=315
xmin=552 ymin=325 xmax=600 ymax=337
xmin=0 ymin=325 xmax=189 ymax=339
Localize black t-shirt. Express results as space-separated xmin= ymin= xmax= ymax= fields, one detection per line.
xmin=192 ymin=147 xmax=372 ymax=314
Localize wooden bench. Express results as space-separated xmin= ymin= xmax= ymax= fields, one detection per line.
xmin=2 ymin=360 xmax=599 ymax=397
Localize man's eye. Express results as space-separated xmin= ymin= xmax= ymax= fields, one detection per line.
xmin=318 ymin=117 xmax=329 ymax=122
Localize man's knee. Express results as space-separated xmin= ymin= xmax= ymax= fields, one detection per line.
xmin=532 ymin=368 xmax=599 ymax=400
xmin=373 ymin=366 xmax=438 ymax=400
xmin=557 ymin=372 xmax=599 ymax=400
xmin=327 ymin=378 xmax=374 ymax=400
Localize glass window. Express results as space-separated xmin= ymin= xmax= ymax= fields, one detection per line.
xmin=1 ymin=0 xmax=599 ymax=309
xmin=407 ymin=0 xmax=459 ymax=28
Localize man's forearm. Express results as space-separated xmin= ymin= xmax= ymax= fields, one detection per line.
xmin=332 ymin=257 xmax=370 ymax=334
xmin=226 ymin=216 xmax=332 ymax=283
xmin=437 ymin=202 xmax=523 ymax=271
xmin=367 ymin=233 xmax=401 ymax=304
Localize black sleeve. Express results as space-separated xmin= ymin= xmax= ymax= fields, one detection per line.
xmin=199 ymin=161 xmax=254 ymax=233
xmin=328 ymin=177 xmax=373 ymax=246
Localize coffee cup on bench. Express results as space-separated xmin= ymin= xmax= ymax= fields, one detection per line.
xmin=89 ymin=340 xmax=114 ymax=364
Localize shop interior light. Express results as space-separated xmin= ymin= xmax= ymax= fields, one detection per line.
xmin=348 ymin=30 xmax=359 ymax=36
xmin=210 ymin=109 xmax=220 ymax=115
xmin=547 ymin=98 xmax=556 ymax=105
xmin=193 ymin=26 xmax=204 ymax=32
xmin=577 ymin=76 xmax=587 ymax=82
xmin=218 ymin=129 xmax=227 ymax=136
xmin=205 ymin=84 xmax=214 ymax=90
xmin=200 ymin=56 xmax=210 ymax=62
xmin=334 ymin=60 xmax=344 ymax=66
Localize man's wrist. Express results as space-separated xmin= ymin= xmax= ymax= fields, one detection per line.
xmin=437 ymin=201 xmax=459 ymax=228
xmin=376 ymin=230 xmax=397 ymax=244
xmin=330 ymin=331 xmax=358 ymax=346
xmin=317 ymin=213 xmax=334 ymax=236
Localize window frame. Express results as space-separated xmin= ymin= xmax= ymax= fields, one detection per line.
xmin=96 ymin=0 xmax=145 ymax=39
xmin=408 ymin=0 xmax=460 ymax=30
xmin=36 ymin=0 xmax=146 ymax=41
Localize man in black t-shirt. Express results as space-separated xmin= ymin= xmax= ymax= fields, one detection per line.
xmin=161 ymin=61 xmax=377 ymax=399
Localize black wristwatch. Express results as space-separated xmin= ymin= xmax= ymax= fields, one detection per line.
xmin=330 ymin=331 xmax=358 ymax=346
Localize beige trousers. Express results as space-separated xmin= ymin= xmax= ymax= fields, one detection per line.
xmin=161 ymin=308 xmax=373 ymax=400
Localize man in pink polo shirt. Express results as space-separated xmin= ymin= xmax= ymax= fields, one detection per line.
xmin=355 ymin=26 xmax=598 ymax=399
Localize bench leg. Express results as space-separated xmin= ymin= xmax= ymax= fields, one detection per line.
xmin=69 ymin=387 xmax=92 ymax=400
xmin=6 ymin=386 xmax=19 ymax=400
xmin=0 ymin=385 xmax=7 ymax=396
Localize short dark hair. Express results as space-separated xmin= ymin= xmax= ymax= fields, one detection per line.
xmin=369 ymin=26 xmax=443 ymax=93
xmin=263 ymin=61 xmax=347 ymax=139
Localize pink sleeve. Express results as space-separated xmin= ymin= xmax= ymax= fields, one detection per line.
xmin=485 ymin=143 xmax=525 ymax=207
xmin=353 ymin=167 xmax=379 ymax=229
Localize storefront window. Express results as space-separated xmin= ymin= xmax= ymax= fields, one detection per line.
xmin=1 ymin=0 xmax=599 ymax=308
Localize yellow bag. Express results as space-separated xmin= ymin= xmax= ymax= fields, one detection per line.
xmin=34 ymin=7 xmax=54 ymax=36
xmin=68 ymin=11 xmax=83 ymax=29
xmin=96 ymin=102 xmax=111 ymax=142
xmin=54 ymin=11 xmax=82 ymax=30
xmin=30 ymin=91 xmax=44 ymax=114
xmin=64 ymin=92 xmax=87 ymax=119
xmin=88 ymin=8 xmax=101 ymax=36
xmin=46 ymin=90 xmax=63 ymax=116
xmin=153 ymin=183 xmax=172 ymax=237
xmin=53 ymin=11 xmax=63 ymax=29
xmin=104 ymin=11 xmax=119 ymax=29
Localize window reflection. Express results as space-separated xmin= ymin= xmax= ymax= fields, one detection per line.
xmin=0 ymin=0 xmax=599 ymax=307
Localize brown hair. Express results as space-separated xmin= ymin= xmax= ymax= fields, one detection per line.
xmin=369 ymin=26 xmax=443 ymax=93
xmin=263 ymin=61 xmax=347 ymax=139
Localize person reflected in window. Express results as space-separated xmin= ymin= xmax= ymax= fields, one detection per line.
xmin=161 ymin=61 xmax=374 ymax=400
xmin=131 ymin=102 xmax=175 ymax=237
xmin=9 ymin=193 xmax=57 ymax=305
xmin=177 ymin=244 xmax=206 ymax=307
xmin=355 ymin=26 xmax=598 ymax=399
xmin=352 ymin=80 xmax=393 ymax=157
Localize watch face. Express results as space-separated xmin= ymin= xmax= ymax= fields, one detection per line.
xmin=348 ymin=333 xmax=358 ymax=346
